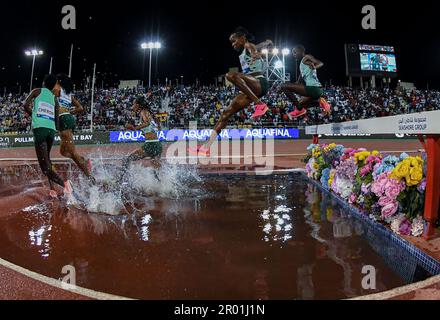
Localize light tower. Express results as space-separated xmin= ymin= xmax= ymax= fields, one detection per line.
xmin=261 ymin=47 xmax=290 ymax=89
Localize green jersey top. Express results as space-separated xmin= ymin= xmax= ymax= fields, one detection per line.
xmin=32 ymin=88 xmax=57 ymax=131
xmin=141 ymin=113 xmax=160 ymax=142
xmin=239 ymin=48 xmax=265 ymax=75
xmin=300 ymin=57 xmax=322 ymax=87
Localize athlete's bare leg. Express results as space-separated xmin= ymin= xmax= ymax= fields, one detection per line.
xmin=226 ymin=71 xmax=263 ymax=104
xmin=205 ymin=93 xmax=252 ymax=149
xmin=60 ymin=129 xmax=94 ymax=182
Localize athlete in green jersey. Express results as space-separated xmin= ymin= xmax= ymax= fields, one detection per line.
xmin=21 ymin=74 xmax=73 ymax=198
xmin=117 ymin=96 xmax=162 ymax=184
xmin=189 ymin=27 xmax=273 ymax=156
xmin=53 ymin=73 xmax=94 ymax=183
xmin=281 ymin=45 xmax=331 ymax=119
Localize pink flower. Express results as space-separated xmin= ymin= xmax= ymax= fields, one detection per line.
xmin=384 ymin=180 xmax=404 ymax=199
xmin=371 ymin=173 xmax=388 ymax=196
xmin=361 ymin=183 xmax=371 ymax=194
xmin=398 ymin=219 xmax=412 ymax=236
xmin=360 ymin=164 xmax=372 ymax=177
xmin=378 ymin=196 xmax=393 ymax=207
xmin=348 ymin=193 xmax=357 ymax=204
xmin=381 ymin=200 xmax=398 ymax=218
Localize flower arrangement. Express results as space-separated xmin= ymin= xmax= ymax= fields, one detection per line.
xmin=305 ymin=143 xmax=427 ymax=237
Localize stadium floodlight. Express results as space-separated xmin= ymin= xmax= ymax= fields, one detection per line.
xmin=141 ymin=41 xmax=162 ymax=87
xmin=274 ymin=60 xmax=283 ymax=69
xmin=261 ymin=48 xmax=269 ymax=55
xmin=24 ymin=48 xmax=44 ymax=92
xmin=272 ymin=48 xmax=279 ymax=55
xmin=282 ymin=48 xmax=290 ymax=56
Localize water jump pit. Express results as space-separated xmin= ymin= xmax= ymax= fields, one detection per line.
xmin=1 ymin=159 xmax=438 ymax=300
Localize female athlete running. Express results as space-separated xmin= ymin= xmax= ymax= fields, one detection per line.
xmin=281 ymin=45 xmax=331 ymax=119
xmin=53 ymin=73 xmax=94 ymax=182
xmin=189 ymin=27 xmax=272 ymax=156
xmin=21 ymin=74 xmax=73 ymax=198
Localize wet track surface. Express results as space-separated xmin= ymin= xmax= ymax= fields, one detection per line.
xmin=0 ymin=167 xmax=405 ymax=299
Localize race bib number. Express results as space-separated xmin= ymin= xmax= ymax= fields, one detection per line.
xmin=36 ymin=101 xmax=55 ymax=121
xmin=239 ymin=55 xmax=250 ymax=74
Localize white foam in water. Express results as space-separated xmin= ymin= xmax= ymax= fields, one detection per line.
xmin=69 ymin=152 xmax=203 ymax=216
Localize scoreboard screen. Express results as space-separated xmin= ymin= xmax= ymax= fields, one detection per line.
xmin=360 ymin=53 xmax=397 ymax=73
xmin=345 ymin=43 xmax=398 ymax=77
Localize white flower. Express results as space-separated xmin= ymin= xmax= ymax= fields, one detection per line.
xmin=334 ymin=178 xmax=354 ymax=199
xmin=390 ymin=214 xmax=406 ymax=234
xmin=411 ymin=216 xmax=424 ymax=237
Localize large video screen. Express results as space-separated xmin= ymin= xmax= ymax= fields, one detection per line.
xmin=360 ymin=53 xmax=397 ymax=73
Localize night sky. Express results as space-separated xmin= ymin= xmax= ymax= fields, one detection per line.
xmin=0 ymin=0 xmax=439 ymax=91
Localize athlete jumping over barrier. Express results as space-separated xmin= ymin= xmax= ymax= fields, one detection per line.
xmin=189 ymin=27 xmax=272 ymax=156
xmin=281 ymin=45 xmax=331 ymax=119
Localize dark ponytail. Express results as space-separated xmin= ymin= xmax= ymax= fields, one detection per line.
xmin=56 ymin=73 xmax=74 ymax=94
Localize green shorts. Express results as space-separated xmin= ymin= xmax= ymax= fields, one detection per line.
xmin=142 ymin=141 xmax=163 ymax=159
xmin=33 ymin=127 xmax=56 ymax=145
xmin=59 ymin=114 xmax=76 ymax=132
xmin=305 ymin=86 xmax=324 ymax=100
xmin=257 ymin=77 xmax=269 ymax=98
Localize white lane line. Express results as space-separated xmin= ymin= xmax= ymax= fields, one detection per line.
xmin=0 ymin=257 xmax=133 ymax=300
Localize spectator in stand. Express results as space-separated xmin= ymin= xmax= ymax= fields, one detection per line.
xmin=1 ymin=85 xmax=439 ymax=133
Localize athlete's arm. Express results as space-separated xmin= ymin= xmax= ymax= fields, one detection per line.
xmin=71 ymin=96 xmax=84 ymax=115
xmin=127 ymin=111 xmax=150 ymax=131
xmin=245 ymin=42 xmax=261 ymax=60
xmin=54 ymin=96 xmax=60 ymax=131
xmin=21 ymin=88 xmax=41 ymax=115
xmin=304 ymin=54 xmax=324 ymax=69
xmin=255 ymin=40 xmax=273 ymax=50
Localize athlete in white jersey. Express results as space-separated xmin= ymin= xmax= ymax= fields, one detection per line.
xmin=281 ymin=45 xmax=331 ymax=119
xmin=53 ymin=73 xmax=94 ymax=182
xmin=188 ymin=27 xmax=273 ymax=156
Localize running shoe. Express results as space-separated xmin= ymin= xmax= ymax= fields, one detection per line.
xmin=251 ymin=103 xmax=269 ymax=119
xmin=288 ymin=108 xmax=307 ymax=119
xmin=187 ymin=145 xmax=211 ymax=157
xmin=319 ymin=97 xmax=331 ymax=114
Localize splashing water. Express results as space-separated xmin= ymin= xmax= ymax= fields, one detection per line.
xmin=68 ymin=153 xmax=204 ymax=216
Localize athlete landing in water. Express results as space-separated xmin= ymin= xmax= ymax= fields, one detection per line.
xmin=189 ymin=27 xmax=272 ymax=156
xmin=281 ymin=45 xmax=331 ymax=119
xmin=117 ymin=96 xmax=162 ymax=185
xmin=21 ymin=74 xmax=74 ymax=198
xmin=53 ymin=73 xmax=95 ymax=183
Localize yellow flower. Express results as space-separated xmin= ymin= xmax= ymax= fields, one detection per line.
xmin=354 ymin=151 xmax=371 ymax=163
xmin=406 ymin=167 xmax=423 ymax=186
xmin=372 ymin=150 xmax=379 ymax=156
xmin=328 ymin=171 xmax=335 ymax=187
xmin=313 ymin=162 xmax=319 ymax=170
xmin=391 ymin=161 xmax=410 ymax=180
xmin=324 ymin=143 xmax=337 ymax=153
xmin=312 ymin=147 xmax=322 ymax=158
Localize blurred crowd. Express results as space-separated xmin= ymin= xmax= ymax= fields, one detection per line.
xmin=1 ymin=85 xmax=439 ymax=134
